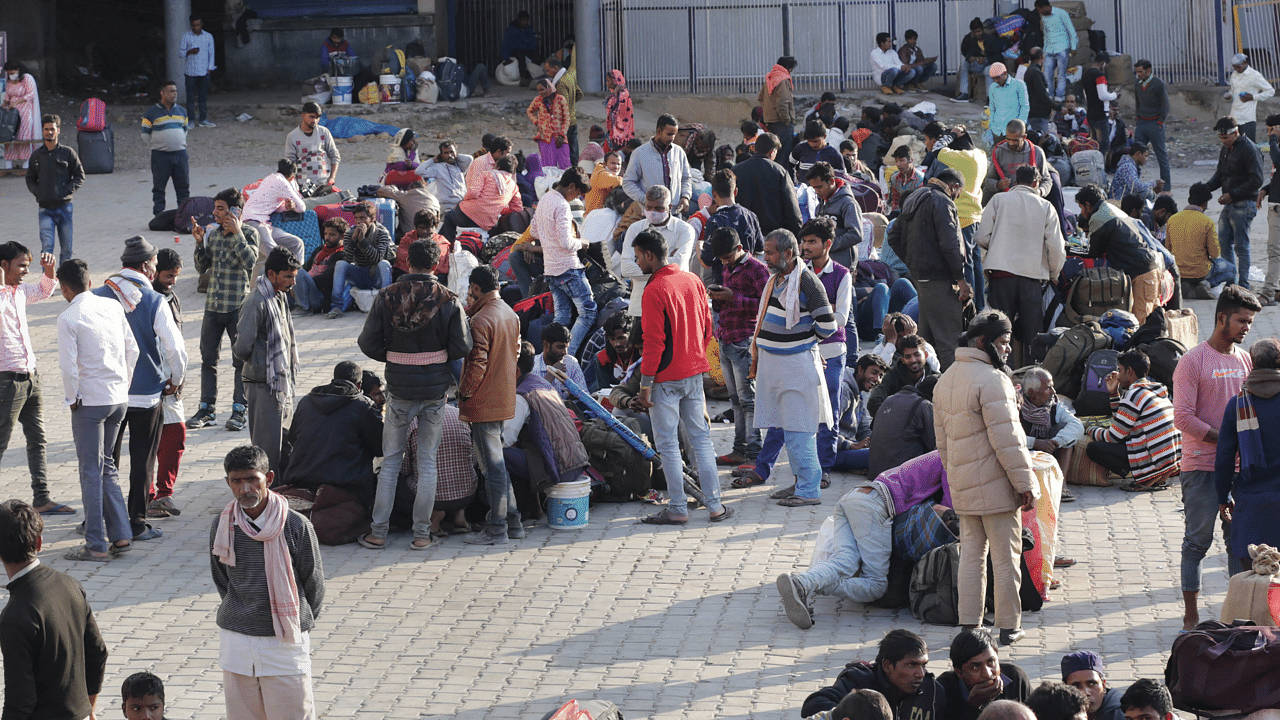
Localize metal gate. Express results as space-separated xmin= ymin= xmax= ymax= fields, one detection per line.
xmin=450 ymin=0 xmax=576 ymax=71
xmin=600 ymin=0 xmax=1229 ymax=94
xmin=1235 ymin=0 xmax=1280 ymax=83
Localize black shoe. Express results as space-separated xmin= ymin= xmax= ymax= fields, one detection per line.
xmin=226 ymin=403 xmax=247 ymax=431
xmin=1060 ymin=487 xmax=1076 ymax=503
xmin=186 ymin=403 xmax=216 ymax=429
xmin=777 ymin=573 xmax=814 ymax=629
xmin=1000 ymin=628 xmax=1025 ymax=645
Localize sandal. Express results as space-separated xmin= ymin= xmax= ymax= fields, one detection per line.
xmin=640 ymin=509 xmax=688 ymax=525
xmin=409 ymin=537 xmax=433 ymax=550
xmin=778 ymin=495 xmax=822 ymax=507
xmin=429 ymin=529 xmax=448 ymax=539
xmin=820 ymin=474 xmax=831 ymax=489
xmin=110 ymin=542 xmax=132 ymax=556
xmin=37 ymin=503 xmax=76 ymax=516
xmin=709 ymin=507 xmax=735 ymax=522
xmin=150 ymin=497 xmax=182 ymax=517
xmin=769 ymin=484 xmax=797 ymax=500
xmin=1054 ymin=556 xmax=1077 ymax=568
xmin=1120 ymin=481 xmax=1168 ymax=492
xmin=731 ymin=471 xmax=766 ymax=489
xmin=357 ymin=534 xmax=386 ymax=549
xmin=65 ymin=545 xmax=111 ymax=562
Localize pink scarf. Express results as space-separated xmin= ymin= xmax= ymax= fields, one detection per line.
xmin=765 ymin=64 xmax=793 ymax=93
xmin=213 ymin=491 xmax=302 ymax=643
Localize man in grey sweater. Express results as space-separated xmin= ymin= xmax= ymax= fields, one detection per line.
xmin=622 ymin=113 xmax=694 ymax=213
xmin=212 ymin=445 xmax=325 ymax=720
xmin=233 ymin=248 xmax=300 ymax=475
xmin=1133 ymin=59 xmax=1171 ymax=190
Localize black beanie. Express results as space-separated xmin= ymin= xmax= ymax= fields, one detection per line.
xmin=963 ymin=310 xmax=1014 ymax=370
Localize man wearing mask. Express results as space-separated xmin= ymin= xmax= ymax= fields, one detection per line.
xmin=621 ymin=185 xmax=696 ymax=317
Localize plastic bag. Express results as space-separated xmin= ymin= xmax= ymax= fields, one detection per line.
xmin=351 ymin=288 xmax=378 ymax=313
xmin=357 ymin=82 xmax=380 ymax=105
xmin=810 ymin=515 xmax=838 ymax=566
xmin=448 ymin=241 xmax=480 ymax=298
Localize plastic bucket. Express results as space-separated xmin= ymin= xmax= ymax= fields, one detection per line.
xmin=546 ymin=479 xmax=591 ymax=530
xmin=379 ymin=74 xmax=402 ymax=104
xmin=332 ymin=76 xmax=353 ymax=105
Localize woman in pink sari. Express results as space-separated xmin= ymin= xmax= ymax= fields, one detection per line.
xmin=3 ymin=61 xmax=42 ymax=166
xmin=604 ymin=70 xmax=633 ymax=152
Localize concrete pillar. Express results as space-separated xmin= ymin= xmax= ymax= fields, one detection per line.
xmin=166 ymin=0 xmax=192 ymax=102
xmin=575 ymin=0 xmax=602 ymax=92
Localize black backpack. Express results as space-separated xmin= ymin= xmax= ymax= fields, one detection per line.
xmin=581 ymin=417 xmax=653 ymax=503
xmin=909 ymin=542 xmax=961 ymax=626
xmin=1136 ymin=338 xmax=1187 ymax=395
xmin=435 ymin=58 xmax=465 ymax=101
xmin=1074 ymin=349 xmax=1120 ymax=416
xmin=1041 ymin=321 xmax=1112 ymax=398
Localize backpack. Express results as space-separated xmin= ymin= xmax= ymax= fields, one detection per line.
xmin=1166 ymin=621 xmax=1280 ymax=715
xmin=1041 ymin=321 xmax=1112 ymax=398
xmin=435 ymin=58 xmax=465 ymax=101
xmin=1064 ymin=266 xmax=1131 ymax=324
xmin=1030 ymin=327 xmax=1067 ymax=365
xmin=847 ymin=176 xmax=886 ymax=215
xmin=581 ymin=417 xmax=653 ymax=503
xmin=76 ymin=98 xmax=106 ymax=132
xmin=1097 ymin=308 xmax=1139 ymax=349
xmin=1136 ymin=338 xmax=1187 ymax=395
xmin=909 ymin=541 xmax=961 ymax=626
xmin=1074 ymin=349 xmax=1120 ymax=416
xmin=1070 ymin=149 xmax=1106 ymax=187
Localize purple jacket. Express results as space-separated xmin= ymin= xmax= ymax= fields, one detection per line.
xmin=875 ymin=450 xmax=952 ymax=516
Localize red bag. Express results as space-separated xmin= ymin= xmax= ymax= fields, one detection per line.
xmin=382 ymin=169 xmax=418 ymax=188
xmin=1165 ymin=621 xmax=1280 ymax=714
xmin=314 ymin=203 xmax=357 ymax=227
xmin=76 ymin=98 xmax=106 ymax=132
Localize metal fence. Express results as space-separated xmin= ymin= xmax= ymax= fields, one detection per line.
xmin=599 ymin=0 xmax=1230 ymax=94
xmin=1234 ymin=0 xmax=1280 ymax=83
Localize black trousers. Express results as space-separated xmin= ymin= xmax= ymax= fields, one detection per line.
xmin=1086 ymin=440 xmax=1129 ymax=477
xmin=987 ymin=275 xmax=1044 ymax=365
xmin=113 ymin=404 xmax=164 ymax=534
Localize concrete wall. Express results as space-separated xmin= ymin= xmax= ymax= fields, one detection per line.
xmin=226 ymin=13 xmax=435 ymax=86
xmin=0 ymin=0 xmax=57 ymax=86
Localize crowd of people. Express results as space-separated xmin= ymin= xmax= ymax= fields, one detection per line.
xmin=6 ymin=8 xmax=1280 ymax=718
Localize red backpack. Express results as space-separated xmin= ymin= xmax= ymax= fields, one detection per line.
xmin=77 ymin=98 xmax=106 ymax=132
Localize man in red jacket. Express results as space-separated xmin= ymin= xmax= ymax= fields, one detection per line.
xmin=633 ymin=229 xmax=733 ymax=525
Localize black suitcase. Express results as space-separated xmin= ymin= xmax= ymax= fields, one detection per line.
xmin=77 ymin=124 xmax=114 ymax=174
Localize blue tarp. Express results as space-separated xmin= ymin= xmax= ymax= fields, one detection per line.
xmin=319 ymin=114 xmax=402 ymax=139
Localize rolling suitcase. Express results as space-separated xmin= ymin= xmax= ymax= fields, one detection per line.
xmin=77 ymin=124 xmax=114 ymax=174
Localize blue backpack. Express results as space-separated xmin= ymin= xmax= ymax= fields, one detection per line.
xmin=434 ymin=58 xmax=465 ymax=101
xmin=1098 ymin=308 xmax=1139 ymax=350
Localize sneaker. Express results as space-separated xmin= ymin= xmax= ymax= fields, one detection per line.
xmin=716 ymin=452 xmax=746 ymax=467
xmin=199 ymin=120 xmax=217 ymax=128
xmin=777 ymin=573 xmax=814 ymax=629
xmin=951 ymin=93 xmax=971 ymax=102
xmin=463 ymin=530 xmax=508 ymax=545
xmin=226 ymin=403 xmax=247 ymax=431
xmin=186 ymin=403 xmax=216 ymax=429
xmin=508 ymin=522 xmax=527 ymax=539
xmin=325 ymin=309 xmax=344 ymax=319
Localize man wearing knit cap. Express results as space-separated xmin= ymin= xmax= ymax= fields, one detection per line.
xmin=92 ymin=235 xmax=187 ymax=543
xmin=933 ymin=310 xmax=1037 ymax=646
xmin=1062 ymin=651 xmax=1125 ymax=720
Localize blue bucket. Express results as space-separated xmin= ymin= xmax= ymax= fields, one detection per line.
xmin=546 ymin=479 xmax=591 ymax=530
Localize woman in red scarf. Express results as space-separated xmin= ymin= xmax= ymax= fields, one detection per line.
xmin=605 ymin=70 xmax=634 ymax=152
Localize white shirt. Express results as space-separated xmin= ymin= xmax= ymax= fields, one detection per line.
xmin=1229 ymin=66 xmax=1276 ymax=126
xmin=179 ymin=30 xmax=217 ymax=77
xmin=99 ymin=269 xmax=188 ymax=408
xmin=531 ymin=190 xmax=583 ymax=277
xmin=504 ymin=395 xmax=530 ymax=447
xmin=581 ymin=207 xmax=620 ymax=246
xmin=2 ymin=559 xmax=40 ymax=588
xmin=811 ymin=259 xmax=853 ymax=360
xmin=220 ymin=628 xmax=310 ymax=677
xmin=533 ymin=353 xmax=585 ymax=401
xmin=870 ymin=47 xmax=902 ymax=76
xmin=620 ymin=216 xmax=696 ymax=316
xmin=0 ymin=274 xmax=57 ymax=373
xmin=57 ymin=292 xmax=139 ymax=408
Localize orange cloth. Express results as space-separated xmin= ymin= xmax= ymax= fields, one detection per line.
xmin=764 ymin=64 xmax=793 ymax=94
xmin=584 ymin=162 xmax=622 ymax=214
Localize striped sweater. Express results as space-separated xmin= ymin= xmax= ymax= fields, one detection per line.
xmin=1089 ymin=380 xmax=1182 ymax=483
xmin=755 ymin=267 xmax=837 ymax=355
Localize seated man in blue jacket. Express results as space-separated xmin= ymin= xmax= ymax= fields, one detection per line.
xmin=803 ymin=629 xmax=945 ymax=719
xmin=937 ymin=628 xmax=1031 ymax=720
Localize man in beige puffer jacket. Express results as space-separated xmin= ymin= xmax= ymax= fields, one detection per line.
xmin=934 ymin=311 xmax=1039 ymax=646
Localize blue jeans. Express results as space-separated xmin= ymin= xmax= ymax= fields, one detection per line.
xmin=962 ymin=224 xmax=984 ymax=310
xmin=509 ymin=249 xmax=544 ymax=297
xmin=833 ymin=448 xmax=869 ymax=472
xmin=1219 ymin=201 xmax=1257 ymax=288
xmin=855 ymin=278 xmax=918 ymax=345
xmin=1205 ymin=257 xmax=1238 ymax=287
xmin=292 ymin=271 xmax=323 ymax=311
xmin=916 ymin=62 xmax=938 ymax=85
xmin=71 ymin=403 xmax=130 ymax=554
xmin=956 ymin=60 xmax=992 ymax=96
xmin=1181 ymin=470 xmax=1242 ymax=591
xmin=1043 ymin=50 xmax=1070 ymax=100
xmin=795 ymin=484 xmax=893 ymax=602
xmin=880 ymin=68 xmax=918 ymax=88
xmin=650 ymin=374 xmax=724 ymax=517
xmin=185 ymin=73 xmax=210 ymax=122
xmin=150 ymin=149 xmax=190 ymax=216
xmin=331 ymin=260 xmax=392 ymax=311
xmin=1029 ymin=117 xmax=1054 ymax=136
xmin=817 ymin=354 xmax=845 ymax=473
xmin=38 ymin=203 xmax=73 ymax=264
xmin=369 ymin=393 xmax=446 ymax=541
xmin=719 ymin=338 xmax=760 ymax=458
xmin=1133 ymin=119 xmax=1171 ymax=189
xmin=754 ymin=428 xmax=822 ymax=498
xmin=472 ymin=420 xmax=520 ymax=536
xmin=548 ymin=267 xmax=597 ymax=357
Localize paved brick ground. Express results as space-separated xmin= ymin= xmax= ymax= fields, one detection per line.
xmin=0 ymin=159 xmax=1266 ymax=718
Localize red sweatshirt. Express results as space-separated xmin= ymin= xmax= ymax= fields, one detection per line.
xmin=641 ymin=263 xmax=711 ymax=383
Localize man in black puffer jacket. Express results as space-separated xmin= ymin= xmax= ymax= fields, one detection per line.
xmin=357 ymin=239 xmax=471 ymax=551
xmin=282 ymin=361 xmax=384 ymax=507
xmin=803 ymin=629 xmax=945 ymax=719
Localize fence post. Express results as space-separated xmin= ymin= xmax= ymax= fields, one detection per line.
xmin=783 ymin=1 xmax=792 ymax=57
xmin=938 ymin=0 xmax=948 ymax=84
xmin=839 ymin=2 xmax=847 ymax=92
xmin=1217 ymin=0 xmax=1227 ymax=85
xmin=688 ymin=7 xmax=697 ymax=93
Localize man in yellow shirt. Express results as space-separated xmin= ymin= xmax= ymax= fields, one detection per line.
xmin=1167 ymin=182 xmax=1231 ymax=299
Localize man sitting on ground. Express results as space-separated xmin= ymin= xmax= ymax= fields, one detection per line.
xmin=802 ymin=629 xmax=944 ymax=718
xmin=778 ymin=453 xmax=952 ymax=629
xmin=1119 ymin=680 xmax=1175 ymax=720
xmin=866 ymin=375 xmax=938 ymax=481
xmin=442 ymin=154 xmax=523 ymax=240
xmin=506 ymin=340 xmax=591 ymax=491
xmin=828 ymin=689 xmax=894 ymax=720
xmin=586 ymin=311 xmax=636 ymax=394
xmin=294 ymin=217 xmax=346 ymax=313
xmin=1085 ymin=350 xmax=1182 ymax=487
xmin=1062 ymin=652 xmax=1126 ymax=720
xmin=1018 ymin=368 xmax=1084 ymax=460
xmin=283 ymin=361 xmax=383 ymax=508
xmin=327 ymin=200 xmax=393 ymax=319
xmin=868 ymin=334 xmax=940 ymax=421
xmin=938 ymin=628 xmax=1031 ymax=720
xmin=533 ymin=321 xmax=587 ymax=403
xmin=377 ymin=178 xmax=440 ymax=235
xmin=1026 ymin=683 xmax=1091 ymax=720
xmin=827 ymin=353 xmax=890 ymax=475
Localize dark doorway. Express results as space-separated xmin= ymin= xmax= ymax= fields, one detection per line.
xmin=452 ymin=0 xmax=574 ymax=71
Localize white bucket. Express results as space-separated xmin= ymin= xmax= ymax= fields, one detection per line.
xmin=546 ymin=478 xmax=591 ymax=530
xmin=379 ymin=74 xmax=402 ymax=104
xmin=332 ymin=76 xmax=353 ymax=105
